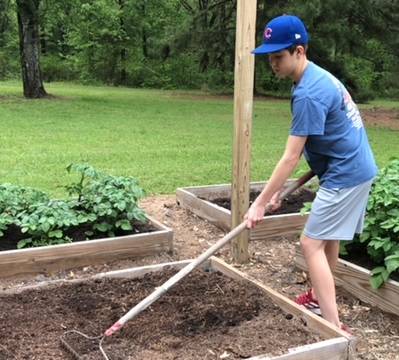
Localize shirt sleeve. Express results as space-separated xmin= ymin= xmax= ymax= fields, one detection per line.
xmin=290 ymin=96 xmax=327 ymax=136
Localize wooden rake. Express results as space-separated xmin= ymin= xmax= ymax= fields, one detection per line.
xmin=60 ymin=170 xmax=315 ymax=359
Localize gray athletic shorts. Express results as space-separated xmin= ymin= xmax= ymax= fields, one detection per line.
xmin=303 ymin=179 xmax=374 ymax=241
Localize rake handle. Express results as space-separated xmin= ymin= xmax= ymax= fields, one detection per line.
xmin=104 ymin=170 xmax=315 ymax=337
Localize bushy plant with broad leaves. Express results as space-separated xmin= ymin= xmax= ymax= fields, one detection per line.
xmin=17 ymin=199 xmax=91 ymax=248
xmin=0 ymin=213 xmax=12 ymax=238
xmin=0 ymin=184 xmax=49 ymax=237
xmin=66 ymin=163 xmax=147 ymax=237
xmin=358 ymin=159 xmax=399 ymax=288
xmin=0 ymin=164 xmax=148 ymax=249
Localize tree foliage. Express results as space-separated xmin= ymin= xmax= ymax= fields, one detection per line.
xmin=0 ymin=0 xmax=19 ymax=78
xmin=1 ymin=0 xmax=398 ymax=99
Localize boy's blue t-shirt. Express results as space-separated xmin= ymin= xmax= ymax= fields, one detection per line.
xmin=290 ymin=62 xmax=378 ymax=189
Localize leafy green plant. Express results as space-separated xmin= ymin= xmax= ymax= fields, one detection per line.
xmin=65 ymin=163 xmax=100 ymax=201
xmin=0 ymin=184 xmax=49 ymax=215
xmin=358 ymin=159 xmax=399 ymax=288
xmin=0 ymin=214 xmax=12 ymax=238
xmin=0 ymin=184 xmax=49 ymax=236
xmin=0 ymin=164 xmax=148 ymax=249
xmin=17 ymin=199 xmax=89 ymax=248
xmin=66 ymin=163 xmax=147 ymax=237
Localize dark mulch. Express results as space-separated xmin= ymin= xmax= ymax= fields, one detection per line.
xmin=0 ymin=269 xmax=321 ymax=360
xmin=205 ymin=189 xmax=315 ymax=215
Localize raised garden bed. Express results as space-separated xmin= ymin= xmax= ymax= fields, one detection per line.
xmin=0 ymin=216 xmax=173 ymax=278
xmin=295 ymin=246 xmax=399 ymax=316
xmin=176 ymin=180 xmax=315 ymax=241
xmin=0 ymin=257 xmax=351 ymax=360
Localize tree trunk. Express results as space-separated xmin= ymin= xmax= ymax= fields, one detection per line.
xmin=118 ymin=0 xmax=127 ymax=85
xmin=16 ymin=0 xmax=47 ymax=98
xmin=141 ymin=1 xmax=148 ymax=58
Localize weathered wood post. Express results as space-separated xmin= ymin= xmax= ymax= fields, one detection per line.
xmin=231 ymin=0 xmax=257 ymax=263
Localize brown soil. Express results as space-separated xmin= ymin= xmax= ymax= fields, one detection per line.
xmin=1 ymin=194 xmax=398 ymax=359
xmin=206 ymin=189 xmax=315 ymax=215
xmin=361 ymin=107 xmax=399 ymax=130
xmin=0 ymin=269 xmax=320 ymax=359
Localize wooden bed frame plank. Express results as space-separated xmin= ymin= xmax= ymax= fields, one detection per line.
xmin=0 ymin=216 xmax=173 ymax=278
xmin=249 ymin=337 xmax=348 ymax=360
xmin=176 ymin=188 xmax=231 ymax=229
xmin=210 ymin=257 xmax=350 ymax=341
xmin=250 ymin=213 xmax=309 ymax=241
xmin=176 ymin=181 xmax=311 ymax=239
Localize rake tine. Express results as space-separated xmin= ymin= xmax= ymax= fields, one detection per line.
xmin=60 ymin=330 xmax=109 ymax=360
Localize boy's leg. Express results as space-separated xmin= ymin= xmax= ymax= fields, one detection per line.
xmin=325 ymin=240 xmax=340 ymax=270
xmin=298 ymin=179 xmax=373 ymax=328
xmin=307 ymin=240 xmax=339 ymax=299
xmin=300 ymin=234 xmax=340 ymax=327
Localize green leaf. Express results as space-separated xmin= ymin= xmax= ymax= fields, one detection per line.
xmin=370 ymin=266 xmax=391 ymax=288
xmin=17 ymin=238 xmax=32 ymax=249
xmin=120 ymin=219 xmax=132 ymax=231
xmin=385 ymin=254 xmax=399 ymax=274
xmin=370 ymin=273 xmax=384 ymax=289
xmin=339 ymin=241 xmax=349 ymax=256
xmin=94 ymin=222 xmax=108 ymax=232
xmin=49 ymin=230 xmax=63 ymax=238
xmin=41 ymin=222 xmax=51 ymax=233
xmin=370 ymin=266 xmax=386 ymax=275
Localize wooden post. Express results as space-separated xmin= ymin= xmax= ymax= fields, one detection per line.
xmin=231 ymin=0 xmax=257 ymax=263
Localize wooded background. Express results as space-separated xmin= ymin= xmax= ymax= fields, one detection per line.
xmin=1 ymin=0 xmax=398 ymax=101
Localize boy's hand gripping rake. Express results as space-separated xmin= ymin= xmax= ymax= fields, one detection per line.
xmin=61 ymin=171 xmax=314 ymax=359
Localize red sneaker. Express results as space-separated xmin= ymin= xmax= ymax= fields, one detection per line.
xmin=295 ymin=289 xmax=321 ymax=316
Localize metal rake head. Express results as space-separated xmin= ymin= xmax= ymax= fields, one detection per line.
xmin=60 ymin=330 xmax=110 ymax=360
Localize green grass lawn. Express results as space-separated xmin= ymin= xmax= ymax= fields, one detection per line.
xmin=0 ymin=81 xmax=398 ymax=197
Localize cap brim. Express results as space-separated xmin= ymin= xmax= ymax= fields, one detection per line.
xmin=251 ymin=43 xmax=292 ymax=55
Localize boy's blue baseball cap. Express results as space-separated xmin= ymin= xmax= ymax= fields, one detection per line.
xmin=252 ymin=15 xmax=309 ymax=55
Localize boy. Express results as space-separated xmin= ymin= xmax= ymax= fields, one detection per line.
xmin=246 ymin=15 xmax=377 ymax=333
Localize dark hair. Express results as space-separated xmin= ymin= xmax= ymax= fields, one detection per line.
xmin=288 ymin=44 xmax=308 ymax=54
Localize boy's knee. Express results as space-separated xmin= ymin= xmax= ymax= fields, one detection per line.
xmin=300 ymin=233 xmax=324 ymax=254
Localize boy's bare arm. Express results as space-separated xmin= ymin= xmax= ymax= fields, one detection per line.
xmin=246 ymin=135 xmax=307 ymax=227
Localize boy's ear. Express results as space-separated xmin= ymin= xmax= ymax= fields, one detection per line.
xmin=296 ymin=45 xmax=306 ymax=57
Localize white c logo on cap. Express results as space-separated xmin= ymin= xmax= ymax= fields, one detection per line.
xmin=264 ymin=28 xmax=272 ymax=40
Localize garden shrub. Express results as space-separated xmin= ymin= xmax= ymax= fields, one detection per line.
xmin=66 ymin=163 xmax=146 ymax=238
xmin=0 ymin=164 xmax=147 ymax=249
xmin=358 ymin=159 xmax=399 ymax=288
xmin=0 ymin=184 xmax=48 ymax=237
xmin=17 ymin=199 xmax=86 ymax=248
